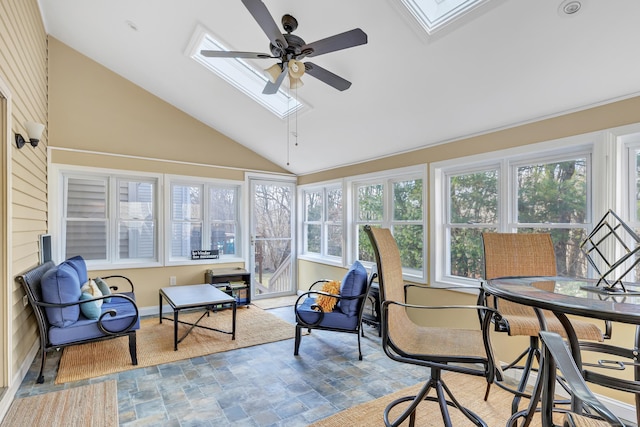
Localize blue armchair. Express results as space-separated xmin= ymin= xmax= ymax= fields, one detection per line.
xmin=294 ymin=260 xmax=373 ymax=360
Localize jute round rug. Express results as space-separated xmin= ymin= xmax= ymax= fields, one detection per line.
xmin=56 ymin=306 xmax=296 ymax=384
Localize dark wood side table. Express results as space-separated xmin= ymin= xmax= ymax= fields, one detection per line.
xmin=205 ymin=268 xmax=251 ymax=307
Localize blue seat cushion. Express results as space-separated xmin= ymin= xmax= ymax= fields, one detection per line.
xmin=48 ymin=292 xmax=140 ymax=346
xmin=41 ymin=263 xmax=81 ymax=328
xmin=338 ymin=260 xmax=368 ymax=317
xmin=296 ymin=297 xmax=359 ymax=330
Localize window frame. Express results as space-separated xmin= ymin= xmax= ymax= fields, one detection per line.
xmin=432 ymin=134 xmax=598 ymax=288
xmin=164 ymin=174 xmax=244 ymax=266
xmin=350 ymin=166 xmax=426 ymax=282
xmin=51 ymin=165 xmax=162 ymax=270
xmin=616 ymin=127 xmax=640 ymax=280
xmin=298 ymin=181 xmax=345 ymax=266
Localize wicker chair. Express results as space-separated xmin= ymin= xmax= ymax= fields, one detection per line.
xmin=537 ymin=331 xmax=626 ymax=427
xmin=482 ymin=232 xmax=606 ymax=413
xmin=365 ymin=225 xmax=499 ymax=426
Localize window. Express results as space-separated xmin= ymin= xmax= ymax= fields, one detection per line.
xmin=400 ymin=0 xmax=492 ymax=34
xmin=169 ymin=180 xmax=240 ymax=261
xmin=440 ymin=148 xmax=591 ymax=282
xmin=302 ymin=184 xmax=343 ymax=259
xmin=63 ymin=173 xmax=158 ymax=264
xmin=187 ymin=25 xmax=304 ymax=119
xmin=447 ymin=168 xmax=498 ymax=279
xmin=627 ymin=141 xmax=640 ymax=226
xmin=624 ymin=136 xmax=640 ymax=281
xmin=514 ymin=156 xmax=589 ymax=277
xmin=354 ymin=175 xmax=424 ymax=278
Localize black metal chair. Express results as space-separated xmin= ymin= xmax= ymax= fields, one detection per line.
xmin=16 ymin=259 xmax=139 ymax=383
xmin=294 ymin=260 xmax=373 ymax=360
xmin=366 ymin=225 xmax=499 ymax=426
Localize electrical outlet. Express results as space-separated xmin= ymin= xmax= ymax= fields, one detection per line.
xmin=170 ymin=276 xmax=176 ymax=286
xmin=22 ymin=295 xmax=29 ymax=307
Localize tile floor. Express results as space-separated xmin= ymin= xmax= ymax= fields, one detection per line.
xmin=15 ymin=306 xmax=429 ymax=426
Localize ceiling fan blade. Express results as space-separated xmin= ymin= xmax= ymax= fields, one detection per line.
xmin=200 ymin=50 xmax=274 ymax=59
xmin=302 ymin=29 xmax=367 ymax=58
xmin=241 ymin=0 xmax=288 ymax=51
xmin=262 ymin=66 xmax=288 ymax=95
xmin=304 ymin=62 xmax=352 ymax=91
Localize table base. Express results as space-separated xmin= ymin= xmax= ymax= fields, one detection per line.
xmin=160 ymin=305 xmax=236 ymax=351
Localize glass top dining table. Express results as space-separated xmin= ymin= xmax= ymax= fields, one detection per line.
xmin=483 ymin=276 xmax=640 ymax=426
xmin=484 ymin=276 xmax=640 ymax=325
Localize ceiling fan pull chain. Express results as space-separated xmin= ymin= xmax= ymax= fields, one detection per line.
xmin=295 ymin=87 xmax=299 ymax=147
xmin=287 ymin=91 xmax=291 ymax=166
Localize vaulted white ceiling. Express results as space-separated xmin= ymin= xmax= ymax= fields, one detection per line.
xmin=39 ymin=0 xmax=640 ymax=175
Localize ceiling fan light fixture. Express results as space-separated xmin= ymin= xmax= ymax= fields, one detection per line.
xmin=289 ymin=76 xmax=304 ymax=89
xmin=288 ymin=60 xmax=305 ymax=79
xmin=263 ymin=63 xmax=282 ymax=83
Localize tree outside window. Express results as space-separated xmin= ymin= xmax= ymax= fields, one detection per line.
xmin=355 ymin=177 xmax=424 ymax=275
xmin=448 ymin=169 xmax=498 ymax=279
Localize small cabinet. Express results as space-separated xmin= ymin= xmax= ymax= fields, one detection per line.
xmin=205 ymin=268 xmax=251 ymax=307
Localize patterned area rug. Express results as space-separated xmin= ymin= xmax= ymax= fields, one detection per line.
xmin=56 ymin=307 xmax=297 ymax=384
xmin=1 ymin=380 xmax=117 ymax=426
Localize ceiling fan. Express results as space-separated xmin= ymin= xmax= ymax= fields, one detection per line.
xmin=200 ymin=0 xmax=368 ymax=94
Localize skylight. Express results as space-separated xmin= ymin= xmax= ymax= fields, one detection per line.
xmin=187 ymin=26 xmax=303 ymax=119
xmin=400 ymin=0 xmax=490 ymax=34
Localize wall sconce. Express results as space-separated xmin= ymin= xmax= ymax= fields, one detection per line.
xmin=15 ymin=121 xmax=45 ymax=148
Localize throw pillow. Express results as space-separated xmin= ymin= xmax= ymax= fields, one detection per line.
xmin=338 ymin=260 xmax=369 ymax=317
xmin=94 ymin=277 xmax=112 ymax=303
xmin=41 ymin=263 xmax=82 ymax=327
xmin=64 ymin=256 xmax=88 ymax=284
xmin=79 ymin=292 xmax=101 ymax=320
xmin=81 ymin=279 xmax=103 ymax=300
xmin=314 ymin=280 xmax=340 ymax=313
xmin=80 ymin=279 xmax=103 ymax=320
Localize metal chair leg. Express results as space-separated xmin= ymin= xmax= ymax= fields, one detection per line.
xmin=383 ymin=369 xmax=488 ymax=427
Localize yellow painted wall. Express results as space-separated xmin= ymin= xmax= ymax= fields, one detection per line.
xmin=89 ymin=263 xmax=244 ymax=309
xmin=46 ymin=36 xmax=300 ymax=309
xmin=297 ymin=259 xmax=348 ymax=288
xmin=47 ymin=37 xmax=290 ymax=175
